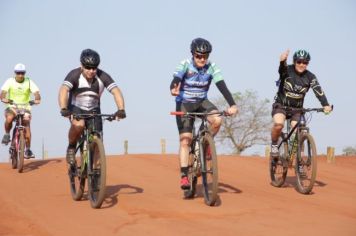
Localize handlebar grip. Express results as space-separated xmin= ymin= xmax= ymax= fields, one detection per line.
xmin=170 ymin=111 xmax=185 ymax=116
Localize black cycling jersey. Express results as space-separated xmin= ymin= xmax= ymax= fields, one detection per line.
xmin=63 ymin=68 xmax=117 ymax=111
xmin=274 ymin=62 xmax=329 ymax=108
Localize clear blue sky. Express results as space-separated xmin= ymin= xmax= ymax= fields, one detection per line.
xmin=0 ymin=0 xmax=355 ymax=161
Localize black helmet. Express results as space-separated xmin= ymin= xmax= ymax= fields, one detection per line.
xmin=190 ymin=38 xmax=212 ymax=54
xmin=293 ymin=49 xmax=311 ymax=62
xmin=80 ymin=49 xmax=100 ymax=68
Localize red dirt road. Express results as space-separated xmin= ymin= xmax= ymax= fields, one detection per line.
xmin=0 ymin=154 xmax=355 ymax=236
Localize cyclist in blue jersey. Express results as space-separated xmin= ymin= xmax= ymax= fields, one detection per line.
xmin=170 ymin=38 xmax=238 ymax=190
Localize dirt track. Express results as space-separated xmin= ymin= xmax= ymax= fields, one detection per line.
xmin=0 ymin=154 xmax=355 ymax=236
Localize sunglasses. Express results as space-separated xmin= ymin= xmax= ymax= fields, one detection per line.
xmin=296 ymin=60 xmax=309 ymax=65
xmin=83 ymin=66 xmax=97 ymax=71
xmin=194 ymin=53 xmax=209 ymax=60
xmin=15 ymin=72 xmax=25 ymax=75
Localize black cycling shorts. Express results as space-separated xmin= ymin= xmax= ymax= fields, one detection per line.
xmin=176 ymin=99 xmax=218 ymax=134
xmin=271 ymin=103 xmax=301 ymax=122
xmin=70 ymin=106 xmax=103 ymax=133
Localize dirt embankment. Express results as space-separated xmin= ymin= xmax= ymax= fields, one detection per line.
xmin=0 ymin=155 xmax=355 ymax=236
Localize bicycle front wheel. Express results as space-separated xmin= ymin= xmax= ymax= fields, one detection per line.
xmin=200 ymin=133 xmax=218 ymax=206
xmin=69 ymin=145 xmax=86 ymax=201
xmin=295 ymin=133 xmax=317 ymax=194
xmin=10 ymin=147 xmax=17 ymax=169
xmin=270 ymin=138 xmax=288 ymax=187
xmin=88 ymin=135 xmax=106 ymax=209
xmin=17 ymin=131 xmax=25 ymax=173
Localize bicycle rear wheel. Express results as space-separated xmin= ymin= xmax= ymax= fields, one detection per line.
xmin=269 ymin=138 xmax=288 ymax=187
xmin=88 ymin=135 xmax=106 ymax=209
xmin=17 ymin=131 xmax=25 ymax=173
xmin=295 ymin=133 xmax=317 ymax=194
xmin=201 ymin=133 xmax=218 ymax=206
xmin=69 ymin=144 xmax=85 ymax=201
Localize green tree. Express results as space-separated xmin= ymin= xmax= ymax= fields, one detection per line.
xmin=215 ymin=90 xmax=271 ymax=155
xmin=342 ymin=146 xmax=356 ymax=156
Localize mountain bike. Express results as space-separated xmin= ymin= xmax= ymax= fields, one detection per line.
xmin=270 ymin=106 xmax=331 ymax=194
xmin=68 ymin=113 xmax=116 ymax=209
xmin=171 ymin=111 xmax=227 ymax=206
xmin=8 ymin=101 xmax=36 ymax=173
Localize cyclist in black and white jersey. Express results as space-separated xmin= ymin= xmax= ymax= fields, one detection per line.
xmin=58 ymin=49 xmax=126 ymax=164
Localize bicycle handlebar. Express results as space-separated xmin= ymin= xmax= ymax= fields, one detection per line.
xmin=72 ymin=113 xmax=117 ymax=121
xmin=282 ymin=105 xmax=333 ymax=113
xmin=4 ymin=100 xmax=36 ymax=106
xmin=170 ymin=111 xmax=228 ymax=117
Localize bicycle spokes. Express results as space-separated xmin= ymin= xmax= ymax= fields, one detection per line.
xmin=295 ymin=134 xmax=317 ymax=194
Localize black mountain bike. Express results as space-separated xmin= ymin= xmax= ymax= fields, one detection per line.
xmin=8 ymin=101 xmax=36 ymax=173
xmin=68 ymin=113 xmax=116 ymax=208
xmin=171 ymin=111 xmax=227 ymax=206
xmin=270 ymin=106 xmax=330 ymax=194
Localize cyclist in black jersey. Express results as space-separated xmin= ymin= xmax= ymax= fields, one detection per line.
xmin=270 ymin=49 xmax=332 ymax=158
xmin=58 ymin=49 xmax=126 ymax=164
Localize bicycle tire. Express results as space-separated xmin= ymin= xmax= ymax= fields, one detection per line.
xmin=88 ymin=135 xmax=106 ymax=209
xmin=69 ymin=144 xmax=85 ymax=201
xmin=200 ymin=133 xmax=218 ymax=206
xmin=270 ymin=137 xmax=288 ymax=187
xmin=11 ymin=147 xmax=17 ymax=169
xmin=17 ymin=130 xmax=25 ymax=173
xmin=295 ymin=133 xmax=317 ymax=194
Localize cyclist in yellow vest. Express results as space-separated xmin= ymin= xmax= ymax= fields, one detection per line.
xmin=0 ymin=63 xmax=41 ymax=158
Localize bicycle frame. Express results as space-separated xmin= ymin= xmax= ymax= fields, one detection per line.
xmin=192 ymin=115 xmax=212 ymax=174
xmin=174 ymin=111 xmax=225 ymax=171
xmin=73 ymin=114 xmax=111 ymax=177
xmin=11 ymin=115 xmax=25 ymax=151
xmin=278 ymin=109 xmax=314 ymax=159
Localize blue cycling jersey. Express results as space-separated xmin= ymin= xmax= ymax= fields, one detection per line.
xmin=173 ymin=58 xmax=223 ymax=103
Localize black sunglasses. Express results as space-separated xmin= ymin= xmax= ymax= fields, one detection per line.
xmin=83 ymin=66 xmax=97 ymax=70
xmin=296 ymin=60 xmax=309 ymax=65
xmin=15 ymin=72 xmax=25 ymax=75
xmin=194 ymin=53 xmax=209 ymax=60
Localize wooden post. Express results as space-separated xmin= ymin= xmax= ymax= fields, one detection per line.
xmin=265 ymin=145 xmax=270 ymax=158
xmin=327 ymin=146 xmax=335 ymax=163
xmin=124 ymin=140 xmax=128 ymax=155
xmin=161 ymin=138 xmax=166 ymax=154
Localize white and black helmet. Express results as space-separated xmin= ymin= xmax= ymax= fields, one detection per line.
xmin=80 ymin=49 xmax=100 ymax=68
xmin=14 ymin=63 xmax=26 ymax=73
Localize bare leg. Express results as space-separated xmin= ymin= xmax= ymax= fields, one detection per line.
xmin=207 ymin=110 xmax=222 ymax=137
xmin=68 ymin=119 xmax=85 ymax=146
xmin=271 ymin=113 xmax=286 ymax=144
xmin=179 ymin=132 xmax=192 ymax=168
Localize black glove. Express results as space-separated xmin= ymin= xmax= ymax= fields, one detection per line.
xmin=115 ymin=109 xmax=126 ymax=119
xmin=60 ymin=108 xmax=71 ymax=117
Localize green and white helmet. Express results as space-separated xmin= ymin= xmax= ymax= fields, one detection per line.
xmin=293 ymin=49 xmax=311 ymax=62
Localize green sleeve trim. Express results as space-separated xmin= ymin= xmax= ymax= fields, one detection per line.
xmin=209 ymin=62 xmax=224 ymax=83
